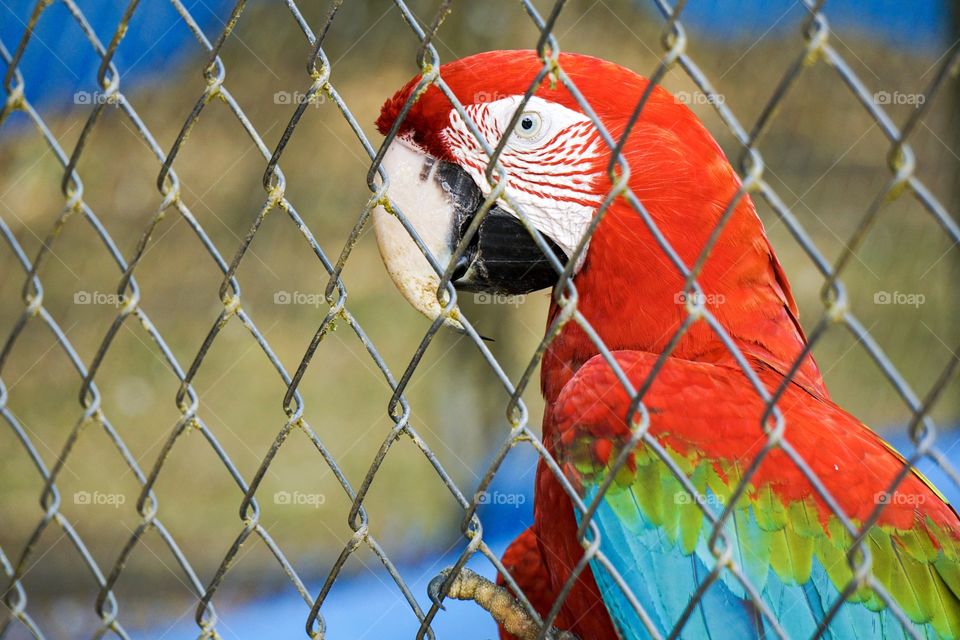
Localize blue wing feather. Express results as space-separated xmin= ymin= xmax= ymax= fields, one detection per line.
xmin=579 ymin=485 xmax=940 ymax=639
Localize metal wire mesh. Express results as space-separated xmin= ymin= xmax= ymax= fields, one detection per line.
xmin=1 ymin=1 xmax=958 ymax=639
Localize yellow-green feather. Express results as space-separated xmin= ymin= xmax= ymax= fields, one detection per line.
xmin=565 ymin=434 xmax=960 ymax=637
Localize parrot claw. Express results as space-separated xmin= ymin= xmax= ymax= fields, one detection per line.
xmin=427 ymin=568 xmax=452 ymax=610
xmin=425 ymin=566 xmax=580 ymax=640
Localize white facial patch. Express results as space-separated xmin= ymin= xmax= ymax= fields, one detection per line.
xmin=441 ymin=95 xmax=603 ymax=271
xmin=371 ymin=138 xmax=464 ymax=330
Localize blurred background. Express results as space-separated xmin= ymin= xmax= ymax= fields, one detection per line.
xmin=0 ymin=1 xmax=958 ymax=638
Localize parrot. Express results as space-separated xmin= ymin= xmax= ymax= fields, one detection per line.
xmin=369 ymin=49 xmax=960 ymax=639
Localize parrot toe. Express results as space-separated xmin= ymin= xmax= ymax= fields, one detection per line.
xmin=427 ymin=567 xmax=453 ymax=610
xmin=426 ymin=566 xmax=580 ymax=640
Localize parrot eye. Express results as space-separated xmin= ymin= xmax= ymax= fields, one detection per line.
xmin=515 ymin=112 xmax=544 ymax=140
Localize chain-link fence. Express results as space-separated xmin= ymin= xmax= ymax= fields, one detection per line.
xmin=1 ymin=1 xmax=959 ymax=638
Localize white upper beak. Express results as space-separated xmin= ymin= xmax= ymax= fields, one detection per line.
xmin=372 ymin=138 xmax=464 ymax=330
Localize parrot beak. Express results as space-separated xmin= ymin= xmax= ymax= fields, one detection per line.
xmin=372 ymin=137 xmax=565 ymax=329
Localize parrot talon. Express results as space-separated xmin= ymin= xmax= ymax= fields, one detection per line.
xmin=427 ymin=568 xmax=451 ymax=610
xmin=426 ymin=566 xmax=579 ymax=640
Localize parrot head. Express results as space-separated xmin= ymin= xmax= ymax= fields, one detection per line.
xmin=372 ymin=50 xmax=640 ymax=322
xmin=373 ymin=50 xmax=823 ymax=397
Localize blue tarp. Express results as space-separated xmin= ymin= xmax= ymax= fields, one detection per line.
xmin=1 ymin=1 xmax=233 ymax=109
xmin=1 ymin=0 xmax=952 ymax=113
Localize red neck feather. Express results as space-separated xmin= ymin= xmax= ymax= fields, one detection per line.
xmin=540 ymin=105 xmax=825 ymax=403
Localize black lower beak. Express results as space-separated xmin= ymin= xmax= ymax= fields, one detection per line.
xmin=436 ymin=161 xmax=567 ymax=295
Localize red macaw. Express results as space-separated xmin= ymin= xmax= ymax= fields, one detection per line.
xmin=371 ymin=50 xmax=960 ymax=639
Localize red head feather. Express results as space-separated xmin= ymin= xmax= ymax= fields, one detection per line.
xmin=377 ymin=50 xmax=825 ymax=403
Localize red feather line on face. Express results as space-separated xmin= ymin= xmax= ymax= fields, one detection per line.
xmin=443 ymin=107 xmax=604 ymax=210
